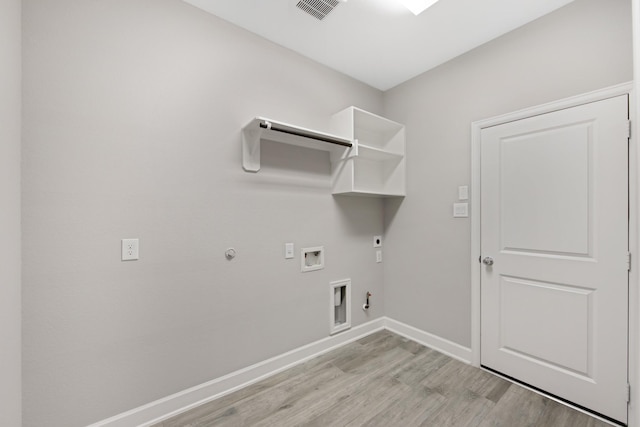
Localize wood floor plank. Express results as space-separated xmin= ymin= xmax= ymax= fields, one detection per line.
xmin=355 ymin=385 xmax=447 ymax=426
xmin=419 ymin=358 xmax=481 ymax=397
xmin=332 ymin=333 xmax=407 ymax=373
xmin=161 ymin=362 xmax=345 ymax=426
xmin=450 ymin=363 xmax=512 ymax=403
xmin=534 ymin=399 xmax=612 ymax=427
xmin=156 ymin=382 xmax=269 ymax=427
xmin=300 ymin=375 xmax=410 ymax=427
xmin=156 ymin=331 xmax=617 ymax=427
xmin=157 ymin=344 xmax=361 ymax=426
xmin=421 ymin=389 xmax=495 ymax=427
xmin=477 ymin=383 xmax=549 ymax=427
xmin=343 ymin=345 xmax=416 ymax=376
xmin=354 ymin=329 xmax=393 ymax=346
xmin=483 ymin=377 xmax=512 ymax=404
xmin=398 ymin=337 xmax=430 ymax=355
xmin=250 ymin=371 xmax=370 ymax=426
xmin=390 ymin=347 xmax=451 ymax=388
xmin=252 ymin=347 xmax=415 ymax=426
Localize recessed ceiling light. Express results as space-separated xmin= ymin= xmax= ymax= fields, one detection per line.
xmin=397 ymin=0 xmax=440 ymax=15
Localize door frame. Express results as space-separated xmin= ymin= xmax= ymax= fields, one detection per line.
xmin=470 ymin=81 xmax=636 ymax=424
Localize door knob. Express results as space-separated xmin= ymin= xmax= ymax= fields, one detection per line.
xmin=483 ymin=257 xmax=494 ymax=266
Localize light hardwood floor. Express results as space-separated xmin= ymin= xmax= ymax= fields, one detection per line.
xmin=155 ymin=330 xmax=614 ymax=427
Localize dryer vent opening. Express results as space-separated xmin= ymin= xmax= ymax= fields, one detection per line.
xmin=330 ymin=279 xmax=351 ymax=335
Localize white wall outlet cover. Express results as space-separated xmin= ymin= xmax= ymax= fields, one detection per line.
xmin=376 ymin=250 xmax=382 ymax=263
xmin=121 ymin=238 xmax=139 ymax=261
xmin=373 ymin=235 xmax=382 ymax=247
xmin=453 ymin=203 xmax=469 ymax=218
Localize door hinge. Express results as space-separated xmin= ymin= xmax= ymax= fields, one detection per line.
xmin=627 ymin=252 xmax=632 ymax=272
xmin=627 ymin=383 xmax=631 ymax=403
xmin=628 ymin=120 xmax=632 ymax=139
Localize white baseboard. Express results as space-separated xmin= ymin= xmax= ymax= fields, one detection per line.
xmin=384 ymin=317 xmax=472 ymax=363
xmin=88 ymin=317 xmax=471 ymax=427
xmin=87 ymin=318 xmax=385 ymax=427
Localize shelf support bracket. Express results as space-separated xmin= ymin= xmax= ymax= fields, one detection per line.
xmin=242 ymin=128 xmax=261 ymax=172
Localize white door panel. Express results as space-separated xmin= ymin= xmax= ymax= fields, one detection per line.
xmin=480 ymin=95 xmax=628 ymax=424
xmin=500 ymin=122 xmax=591 ymax=256
xmin=499 ymin=276 xmax=592 ymax=376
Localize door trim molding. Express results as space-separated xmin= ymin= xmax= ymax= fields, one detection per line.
xmin=631 ymin=4 xmax=640 ymax=427
xmin=470 ymin=81 xmax=635 ymax=418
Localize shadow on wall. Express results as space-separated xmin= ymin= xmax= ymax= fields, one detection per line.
xmin=333 ymin=195 xmax=404 ymax=236
xmin=238 ymin=139 xmax=333 ymax=192
xmin=383 ymin=197 xmax=404 ymax=230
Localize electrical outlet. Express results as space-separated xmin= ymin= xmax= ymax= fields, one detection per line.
xmin=373 ymin=236 xmax=382 ymax=247
xmin=376 ymin=250 xmax=382 ymax=263
xmin=453 ymin=203 xmax=469 ymax=218
xmin=121 ymin=238 xmax=139 ymax=261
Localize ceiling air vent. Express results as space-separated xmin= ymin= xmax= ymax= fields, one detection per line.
xmin=296 ymin=0 xmax=341 ymax=21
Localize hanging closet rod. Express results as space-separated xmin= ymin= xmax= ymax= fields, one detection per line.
xmin=259 ymin=121 xmax=353 ymax=148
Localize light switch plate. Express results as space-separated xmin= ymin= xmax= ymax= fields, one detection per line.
xmin=121 ymin=238 xmax=139 ymax=261
xmin=285 ymin=243 xmax=294 ymax=259
xmin=458 ymin=185 xmax=469 ymax=200
xmin=453 ymin=203 xmax=469 ymax=218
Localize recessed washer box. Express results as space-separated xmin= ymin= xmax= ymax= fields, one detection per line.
xmin=301 ymin=246 xmax=324 ymax=272
xmin=330 ymin=279 xmax=351 ymax=335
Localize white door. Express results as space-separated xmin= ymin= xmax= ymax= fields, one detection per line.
xmin=480 ymin=95 xmax=629 ymax=424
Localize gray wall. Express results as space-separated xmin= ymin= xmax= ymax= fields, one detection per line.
xmin=0 ymin=0 xmax=21 ymax=425
xmin=22 ymin=1 xmax=384 ymax=425
xmin=382 ymin=0 xmax=633 ymax=348
xmin=21 ymin=0 xmax=635 ymax=425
